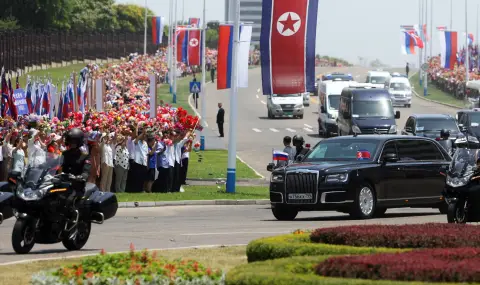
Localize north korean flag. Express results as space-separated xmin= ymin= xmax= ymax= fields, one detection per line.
xmin=187 ymin=18 xmax=201 ymax=66
xmin=260 ymin=0 xmax=319 ymax=95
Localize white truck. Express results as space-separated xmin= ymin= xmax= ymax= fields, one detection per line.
xmin=267 ymin=93 xmax=304 ymax=119
xmin=318 ymin=80 xmax=355 ymax=136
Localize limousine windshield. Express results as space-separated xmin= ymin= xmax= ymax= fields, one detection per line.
xmin=305 ymin=139 xmax=380 ymax=161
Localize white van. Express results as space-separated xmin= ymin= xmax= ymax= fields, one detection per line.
xmin=366 ymin=70 xmax=391 ymax=88
xmin=267 ymin=93 xmax=304 ymax=119
xmin=387 ymin=77 xmax=412 ymax=107
xmin=318 ymin=80 xmax=354 ymax=136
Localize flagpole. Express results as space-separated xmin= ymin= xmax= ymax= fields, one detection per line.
xmin=169 ymin=0 xmax=173 ymax=93
xmin=200 ymin=0 xmax=207 ymax=151
xmin=466 ymin=0 xmax=470 ymax=82
xmin=226 ymin=0 xmax=240 ymax=194
xmin=144 ymin=0 xmax=147 ymax=55
xmin=451 ymin=0 xmax=453 ymax=30
xmin=419 ymin=0 xmax=423 ymax=86
xmin=423 ymin=0 xmax=428 ymax=96
xmin=429 ymin=0 xmax=433 ymax=58
xmin=173 ymin=0 xmax=178 ymax=103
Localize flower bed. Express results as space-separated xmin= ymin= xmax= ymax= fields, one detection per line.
xmin=246 ymin=233 xmax=403 ymax=262
xmin=32 ymin=245 xmax=224 ymax=285
xmin=315 ymin=247 xmax=480 ymax=283
xmin=310 ymin=223 xmax=480 ymax=248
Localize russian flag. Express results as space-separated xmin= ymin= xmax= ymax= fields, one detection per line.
xmin=217 ymin=24 xmax=252 ymax=89
xmin=25 ymin=82 xmax=33 ymax=114
xmin=401 ymin=31 xmax=415 ymax=55
xmin=176 ymin=25 xmax=188 ymax=63
xmin=260 ymin=0 xmax=319 ymax=95
xmin=152 ymin=16 xmax=165 ymax=45
xmin=273 ymin=150 xmax=289 ymax=161
xmin=187 ymin=18 xmax=201 ymax=66
xmin=439 ymin=31 xmax=458 ymax=70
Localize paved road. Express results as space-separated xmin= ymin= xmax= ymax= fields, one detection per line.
xmin=197 ymin=66 xmax=458 ymax=178
xmin=0 ymin=206 xmax=446 ymax=264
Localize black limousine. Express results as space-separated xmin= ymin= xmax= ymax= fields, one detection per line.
xmin=267 ymin=135 xmax=450 ymax=220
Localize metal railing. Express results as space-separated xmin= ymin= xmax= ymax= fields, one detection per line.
xmin=0 ymin=29 xmax=168 ymax=72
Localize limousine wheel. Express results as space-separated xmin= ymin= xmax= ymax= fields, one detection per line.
xmin=272 ymin=206 xmax=298 ymax=221
xmin=350 ymin=184 xmax=376 ymax=220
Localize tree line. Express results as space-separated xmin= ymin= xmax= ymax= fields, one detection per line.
xmin=1 ymin=0 xmax=220 ymax=49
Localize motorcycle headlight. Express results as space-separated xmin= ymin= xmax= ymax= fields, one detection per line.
xmin=389 ymin=125 xmax=397 ymax=134
xmin=352 ymin=125 xmax=362 ymax=134
xmin=326 ymin=173 xmax=349 ymax=183
xmin=18 ymin=187 xmax=41 ymax=201
xmin=446 ymin=174 xmax=472 ymax=188
xmin=271 ymin=174 xmax=284 ymax=183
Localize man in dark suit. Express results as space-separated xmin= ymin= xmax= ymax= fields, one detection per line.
xmin=217 ymin=103 xmax=225 ymax=137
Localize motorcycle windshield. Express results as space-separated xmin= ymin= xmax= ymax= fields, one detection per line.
xmin=23 ymin=155 xmax=63 ymax=190
xmin=449 ymin=148 xmax=479 ymax=178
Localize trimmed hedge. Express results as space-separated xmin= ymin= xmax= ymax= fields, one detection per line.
xmin=310 ymin=223 xmax=480 ymax=248
xmin=316 ymin=247 xmax=480 ymax=283
xmin=246 ymin=234 xmax=408 ymax=262
xmin=226 ymin=255 xmax=477 ymax=285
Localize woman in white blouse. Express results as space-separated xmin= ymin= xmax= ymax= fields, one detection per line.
xmin=114 ymin=135 xmax=129 ymax=193
xmin=1 ymin=130 xmax=15 ymax=180
xmin=11 ymin=137 xmax=25 ymax=176
xmin=99 ymin=133 xmax=116 ymax=192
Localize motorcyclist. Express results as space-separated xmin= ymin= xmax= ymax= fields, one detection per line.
xmin=293 ymin=135 xmax=309 ymax=160
xmin=61 ymin=128 xmax=91 ymax=229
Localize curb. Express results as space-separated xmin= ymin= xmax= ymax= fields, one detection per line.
xmin=118 ymin=199 xmax=270 ymax=208
xmin=410 ymin=71 xmax=462 ymax=110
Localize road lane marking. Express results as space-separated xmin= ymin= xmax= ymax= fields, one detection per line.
xmin=304 ymin=124 xmax=312 ymax=128
xmin=252 ymin=128 xmax=262 ymax=132
xmin=260 ymin=100 xmax=266 ymax=104
xmin=356 ymin=75 xmax=361 ymax=78
xmin=180 ymin=231 xmax=290 ymax=236
xmin=256 ymin=94 xmax=259 ymax=99
xmin=286 ymin=128 xmax=296 ymax=132
xmin=303 ymin=128 xmax=313 ymax=132
xmin=257 ymin=88 xmax=261 ymax=93
xmin=269 ymin=128 xmax=279 ymax=132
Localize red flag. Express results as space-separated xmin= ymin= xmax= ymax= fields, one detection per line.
xmin=187 ymin=29 xmax=201 ymax=66
xmin=260 ymin=0 xmax=319 ymax=95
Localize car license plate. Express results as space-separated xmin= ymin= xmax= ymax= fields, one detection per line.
xmin=284 ymin=111 xmax=293 ymax=115
xmin=288 ymin=193 xmax=312 ymax=200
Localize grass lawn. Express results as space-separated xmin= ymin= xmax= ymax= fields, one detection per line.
xmin=0 ymin=246 xmax=247 ymax=285
xmin=157 ymin=72 xmax=213 ymax=115
xmin=410 ymin=73 xmax=466 ymax=108
xmin=17 ymin=63 xmax=95 ymax=88
xmin=188 ymin=150 xmax=262 ymax=179
xmin=116 ymin=185 xmax=268 ymax=202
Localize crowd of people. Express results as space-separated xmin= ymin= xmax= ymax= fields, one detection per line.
xmin=0 ymin=49 xmax=207 ymax=194
xmin=427 ymin=46 xmax=480 ymax=99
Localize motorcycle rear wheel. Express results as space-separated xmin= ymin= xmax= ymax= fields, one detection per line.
xmin=12 ymin=218 xmax=36 ymax=254
xmin=447 ymin=200 xmax=468 ymax=224
xmin=62 ymin=221 xmax=91 ymax=251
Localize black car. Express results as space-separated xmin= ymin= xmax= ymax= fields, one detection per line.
xmin=402 ymin=114 xmax=461 ymax=139
xmin=457 ymin=108 xmax=480 ymax=137
xmin=267 ymin=135 xmax=450 ymax=220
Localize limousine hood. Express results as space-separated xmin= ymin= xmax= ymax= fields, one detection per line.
xmin=284 ymin=161 xmax=371 ymax=173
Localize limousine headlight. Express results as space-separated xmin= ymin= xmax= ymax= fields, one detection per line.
xmin=271 ymin=174 xmax=284 ymax=183
xmin=446 ymin=175 xmax=471 ymax=188
xmin=326 ymin=173 xmax=349 ymax=183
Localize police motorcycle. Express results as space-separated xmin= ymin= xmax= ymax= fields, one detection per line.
xmin=442 ymin=134 xmax=480 ymax=223
xmin=3 ymin=156 xmax=118 ymax=254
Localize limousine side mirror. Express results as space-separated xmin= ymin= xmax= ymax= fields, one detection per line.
xmin=296 ymin=155 xmax=305 ymax=162
xmin=395 ymin=111 xmax=401 ymax=119
xmin=383 ymin=153 xmax=399 ymax=163
xmin=320 ymin=106 xmax=326 ymax=113
xmin=404 ymin=127 xmax=412 ymax=133
xmin=267 ymin=163 xmax=274 ymax=172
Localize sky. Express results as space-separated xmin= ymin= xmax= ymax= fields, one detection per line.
xmin=116 ymin=0 xmax=480 ymax=67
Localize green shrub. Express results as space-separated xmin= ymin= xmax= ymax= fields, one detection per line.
xmin=226 ymin=255 xmax=480 ymax=285
xmin=246 ymin=234 xmax=408 ymax=262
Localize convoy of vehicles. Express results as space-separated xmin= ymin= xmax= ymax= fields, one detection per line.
xmin=267 ymin=93 xmax=304 ymax=119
